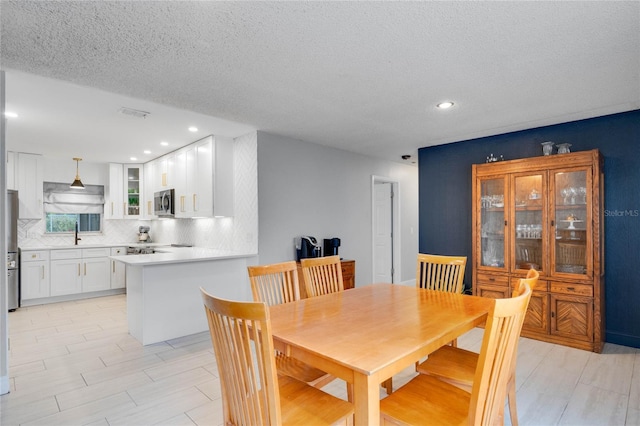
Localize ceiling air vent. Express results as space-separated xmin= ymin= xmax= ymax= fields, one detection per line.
xmin=118 ymin=107 xmax=150 ymax=119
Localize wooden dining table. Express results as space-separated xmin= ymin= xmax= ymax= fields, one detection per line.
xmin=268 ymin=283 xmax=495 ymax=426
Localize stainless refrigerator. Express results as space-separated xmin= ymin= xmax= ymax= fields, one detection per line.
xmin=7 ymin=190 xmax=19 ymax=311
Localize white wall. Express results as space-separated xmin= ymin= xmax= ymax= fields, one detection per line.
xmin=256 ymin=131 xmax=418 ymax=285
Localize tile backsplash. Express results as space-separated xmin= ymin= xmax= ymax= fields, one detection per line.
xmin=18 ymin=132 xmax=258 ymax=254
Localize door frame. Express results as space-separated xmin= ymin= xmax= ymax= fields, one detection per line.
xmin=371 ymin=175 xmax=400 ymax=284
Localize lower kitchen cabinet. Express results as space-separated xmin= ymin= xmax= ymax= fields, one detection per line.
xmin=21 ymin=250 xmax=50 ymax=300
xmin=50 ymin=257 xmax=83 ymax=296
xmin=50 ymin=248 xmax=111 ymax=297
xmin=110 ymin=247 xmax=126 ymax=289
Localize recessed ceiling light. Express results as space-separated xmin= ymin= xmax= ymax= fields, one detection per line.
xmin=130 ymin=157 xmax=137 ymax=161
xmin=4 ymin=111 xmax=18 ymax=118
xmin=436 ymin=101 xmax=454 ymax=109
xmin=143 ymin=150 xmax=151 ymax=155
xmin=160 ymin=141 xmax=169 ymax=146
xmin=188 ymin=126 xmax=198 ymax=132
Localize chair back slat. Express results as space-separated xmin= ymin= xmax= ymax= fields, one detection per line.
xmin=201 ymin=290 xmax=281 ymax=425
xmin=416 ymin=253 xmax=467 ymax=294
xmin=300 ymin=255 xmax=344 ymax=298
xmin=468 ymin=282 xmax=533 ymax=425
xmin=248 ymin=261 xmax=300 ymax=306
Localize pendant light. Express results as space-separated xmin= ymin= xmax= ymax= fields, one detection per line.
xmin=70 ymin=157 xmax=85 ymax=189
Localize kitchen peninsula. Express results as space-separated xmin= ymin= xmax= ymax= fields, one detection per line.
xmin=111 ymin=246 xmax=255 ymax=345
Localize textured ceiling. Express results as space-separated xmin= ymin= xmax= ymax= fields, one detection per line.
xmin=1 ymin=1 xmax=639 ymax=164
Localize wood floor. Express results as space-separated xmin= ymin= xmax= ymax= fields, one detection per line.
xmin=1 ymin=294 xmax=638 ymax=425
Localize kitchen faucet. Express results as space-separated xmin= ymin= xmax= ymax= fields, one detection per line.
xmin=75 ymin=221 xmax=81 ymax=245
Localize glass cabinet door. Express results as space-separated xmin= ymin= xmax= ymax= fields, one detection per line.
xmin=552 ymin=169 xmax=590 ymax=276
xmin=125 ymin=165 xmax=142 ymax=217
xmin=513 ymin=174 xmax=544 ymax=273
xmin=480 ymin=178 xmax=506 ymax=268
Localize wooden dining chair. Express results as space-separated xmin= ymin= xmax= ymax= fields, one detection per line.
xmin=414 ymin=268 xmax=539 ymax=426
xmin=380 ymin=280 xmax=533 ymax=426
xmin=416 ymin=253 xmax=467 ymax=352
xmin=247 ymin=261 xmax=346 ymax=396
xmin=300 ymin=255 xmax=344 ymax=298
xmin=416 ymin=253 xmax=467 ymax=294
xmin=200 ymin=288 xmax=354 ymax=426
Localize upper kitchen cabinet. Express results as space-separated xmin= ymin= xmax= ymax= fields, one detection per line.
xmin=125 ymin=165 xmax=143 ymax=217
xmin=143 ymin=161 xmax=157 ymax=219
xmin=106 ymin=163 xmax=144 ymax=219
xmin=173 ymin=135 xmax=234 ymax=218
xmin=106 ymin=163 xmax=124 ymax=219
xmin=472 ymin=150 xmax=604 ymax=352
xmin=16 ymin=152 xmax=44 ymax=219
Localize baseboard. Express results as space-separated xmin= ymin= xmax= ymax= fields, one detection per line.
xmin=605 ymin=331 xmax=640 ymax=349
xmin=396 ymin=279 xmax=416 ymax=287
xmin=21 ymin=288 xmax=126 ymax=307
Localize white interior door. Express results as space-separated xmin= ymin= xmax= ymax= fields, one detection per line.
xmin=373 ymin=181 xmax=393 ymax=283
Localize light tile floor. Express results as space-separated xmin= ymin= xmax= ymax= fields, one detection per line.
xmin=1 ymin=294 xmax=638 ymax=425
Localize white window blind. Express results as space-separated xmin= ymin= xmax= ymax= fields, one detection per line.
xmin=43 ymin=182 xmax=105 ymax=214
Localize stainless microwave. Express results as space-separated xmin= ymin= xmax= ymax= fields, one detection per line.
xmin=154 ymin=189 xmax=175 ymax=217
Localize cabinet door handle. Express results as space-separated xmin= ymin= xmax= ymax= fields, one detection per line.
xmin=41 ymin=265 xmax=45 ymax=280
xmin=113 ymin=260 xmax=116 ymax=273
xmin=84 ymin=263 xmax=87 ymax=276
xmin=123 ymin=202 xmax=126 ymax=215
xmin=551 ymin=220 xmax=555 ymax=227
xmin=193 ymin=194 xmax=197 ymax=211
xmin=111 ymin=202 xmax=114 ymax=216
xmin=551 ymin=311 xmax=555 ymax=318
xmin=78 ymin=263 xmax=81 ymax=276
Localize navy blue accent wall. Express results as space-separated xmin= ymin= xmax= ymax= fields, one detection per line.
xmin=418 ymin=109 xmax=640 ymax=348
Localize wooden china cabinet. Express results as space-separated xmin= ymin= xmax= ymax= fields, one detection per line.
xmin=472 ymin=149 xmax=604 ymax=352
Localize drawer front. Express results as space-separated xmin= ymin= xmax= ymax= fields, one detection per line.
xmin=110 ymin=247 xmax=126 ymax=256
xmin=477 ymin=284 xmax=510 ymax=299
xmin=50 ymin=249 xmax=83 ymax=260
xmin=82 ymin=248 xmax=110 ymax=258
xmin=477 ymin=273 xmax=509 ymax=287
xmin=550 ymin=282 xmax=593 ymax=297
xmin=21 ymin=250 xmax=50 ymax=262
xmin=341 ymin=260 xmax=355 ymax=276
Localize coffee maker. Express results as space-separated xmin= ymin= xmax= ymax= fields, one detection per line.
xmin=295 ymin=236 xmax=321 ymax=260
xmin=324 ymin=238 xmax=341 ymax=257
xmin=138 ymin=226 xmax=151 ymax=243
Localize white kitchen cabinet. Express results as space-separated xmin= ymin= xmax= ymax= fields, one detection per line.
xmin=196 ymin=136 xmax=234 ymax=218
xmin=107 ymin=163 xmax=124 ymax=219
xmin=16 ymin=153 xmax=44 ymax=219
xmin=158 ymin=153 xmax=175 ymax=189
xmin=50 ymin=259 xmax=83 ymax=297
xmin=83 ymin=257 xmax=110 ymax=292
xmin=143 ymin=161 xmax=157 ymax=219
xmin=21 ymin=250 xmax=50 ymax=300
xmin=110 ymin=247 xmax=126 ymax=289
xmin=50 ymin=248 xmax=110 ymax=296
xmin=107 ymin=163 xmax=144 ymax=218
xmin=125 ymin=164 xmax=143 ymax=218
xmin=173 ymin=136 xmax=234 ymax=218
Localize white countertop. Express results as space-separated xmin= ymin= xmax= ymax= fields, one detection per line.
xmin=110 ymin=246 xmax=256 ymax=266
